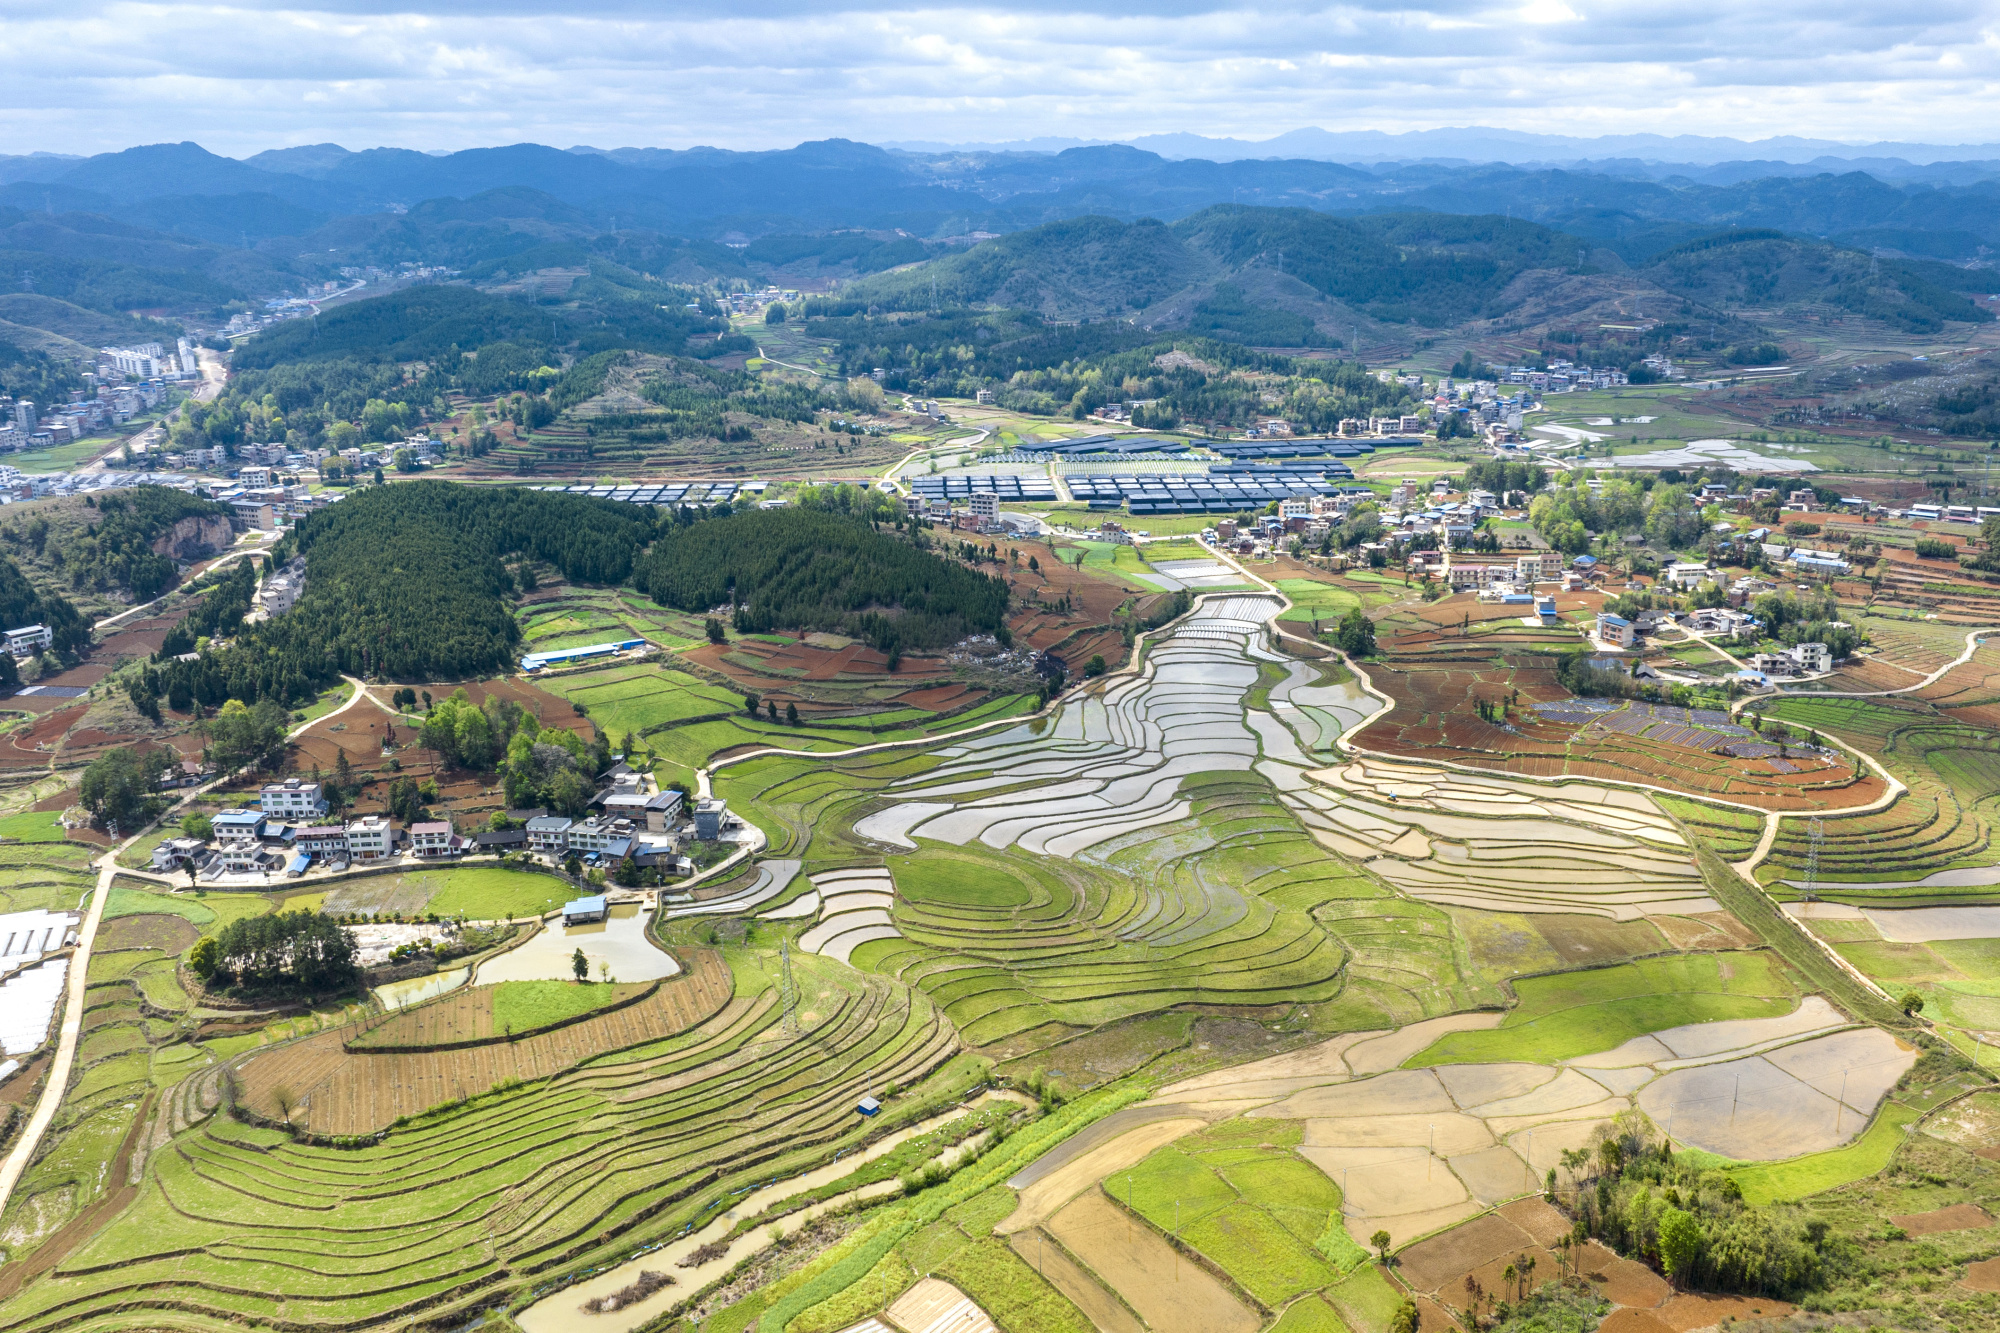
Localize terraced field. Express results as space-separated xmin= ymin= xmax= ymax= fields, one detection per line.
xmin=0 ymin=952 xmax=973 ymax=1333
xmin=1756 ymin=694 xmax=2000 ymax=897
xmin=5 ymin=553 xmax=1993 ymax=1333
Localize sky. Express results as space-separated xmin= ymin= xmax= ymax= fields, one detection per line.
xmin=3 ymin=0 xmax=1997 ymax=157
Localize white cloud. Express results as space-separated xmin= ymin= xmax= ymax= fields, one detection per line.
xmin=0 ymin=1 xmax=1995 ymax=155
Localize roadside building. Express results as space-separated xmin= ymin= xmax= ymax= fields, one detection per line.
xmin=345 ymin=815 xmax=395 ymax=861
xmin=150 ymin=838 xmax=210 ymax=872
xmin=294 ymin=825 xmax=349 ymax=863
xmin=213 ymin=809 xmax=267 ymax=842
xmin=1595 ymin=613 xmax=1637 ymax=648
xmin=694 ymin=799 xmax=730 ymax=841
xmin=259 ymin=778 xmax=327 ymax=819
xmin=409 ymin=821 xmax=461 ymax=858
xmin=526 ymin=815 xmax=574 ymax=854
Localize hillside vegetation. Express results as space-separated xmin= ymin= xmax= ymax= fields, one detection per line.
xmin=637 ymin=504 xmax=1012 ymax=652
xmin=0 ymin=487 xmax=233 ymax=605
xmin=1638 ymin=230 xmax=1989 ymax=333
xmin=838 ymin=206 xmax=1994 ymax=341
xmin=139 ymin=482 xmax=654 ymax=705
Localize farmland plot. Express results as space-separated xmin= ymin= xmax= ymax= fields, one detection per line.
xmin=0 ymin=953 xmax=969 ymax=1333
xmin=1276 ymin=756 xmax=1717 ymax=921
xmin=1128 ymin=996 xmax=1914 ymax=1251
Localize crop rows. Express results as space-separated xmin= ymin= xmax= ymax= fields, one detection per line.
xmin=1760 ymin=697 xmax=2000 ymax=891
xmin=1 ymin=957 xmax=962 ymax=1333
xmin=237 ymin=951 xmax=732 ymax=1135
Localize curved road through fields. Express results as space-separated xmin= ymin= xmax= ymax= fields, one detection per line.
xmin=0 ymin=675 xmax=371 ymax=1219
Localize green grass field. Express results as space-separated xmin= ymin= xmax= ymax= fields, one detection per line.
xmin=1275 ymin=578 xmax=1362 ymax=625
xmin=1407 ymin=953 xmax=1797 ymax=1066
xmin=1115 ymin=1117 xmax=1363 ymax=1308
xmin=1728 ymin=1102 xmax=1922 ymax=1206
xmin=388 ymin=867 xmax=574 ymax=919
xmin=0 ymin=809 xmax=72 ymax=842
xmin=891 ymin=853 xmax=1036 ymax=908
xmin=490 ymin=979 xmax=642 ymax=1032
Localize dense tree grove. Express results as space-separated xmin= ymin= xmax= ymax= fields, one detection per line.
xmin=420 ymin=687 xmax=544 ymax=772
xmin=79 ymin=745 xmax=172 ymax=830
xmin=138 ymin=484 xmax=655 ymax=707
xmin=191 ymin=911 xmax=359 ymax=994
xmin=1562 ymin=1115 xmax=1828 ymax=1297
xmin=637 ymin=507 xmax=1011 ymax=652
xmin=500 ymin=725 xmax=604 ymax=816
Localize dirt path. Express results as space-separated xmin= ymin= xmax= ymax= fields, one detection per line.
xmin=0 ymin=1089 xmax=155 ymax=1298
xmin=0 ymin=852 xmax=120 ymax=1215
xmin=1738 ymin=627 xmax=2000 ymax=704
xmin=0 ymin=673 xmax=370 ymax=1217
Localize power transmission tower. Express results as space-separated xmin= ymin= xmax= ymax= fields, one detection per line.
xmin=780 ymin=936 xmax=799 ymax=1035
xmin=1803 ymin=817 xmax=1824 ymax=903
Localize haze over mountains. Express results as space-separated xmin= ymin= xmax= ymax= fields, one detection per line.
xmin=883 ymin=127 xmax=2000 ymax=169
xmin=4 ymin=137 xmax=2000 ymax=261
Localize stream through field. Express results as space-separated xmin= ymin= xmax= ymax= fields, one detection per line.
xmin=515 ymin=1090 xmax=1032 ymax=1333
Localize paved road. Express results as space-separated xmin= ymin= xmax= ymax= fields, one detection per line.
xmin=0 ymin=673 xmax=370 ymax=1218
xmin=78 ymin=347 xmax=227 ymax=476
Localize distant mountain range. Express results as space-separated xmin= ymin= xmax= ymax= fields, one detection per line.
xmin=2 ymin=139 xmax=1998 ymax=259
xmin=0 ymin=133 xmax=1996 ymax=370
xmin=881 ymin=127 xmax=2000 ymax=168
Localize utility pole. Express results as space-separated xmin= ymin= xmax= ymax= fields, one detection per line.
xmin=780 ymin=937 xmax=798 ymax=1035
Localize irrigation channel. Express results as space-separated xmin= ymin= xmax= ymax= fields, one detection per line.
xmin=516 ymin=1090 xmax=1034 ymax=1333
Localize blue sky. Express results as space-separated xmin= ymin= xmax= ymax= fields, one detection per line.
xmin=4 ymin=0 xmax=1994 ymax=156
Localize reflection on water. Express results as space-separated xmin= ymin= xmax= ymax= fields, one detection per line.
xmin=372 ymin=966 xmax=469 ymax=1011
xmin=475 ymin=904 xmax=678 ymax=985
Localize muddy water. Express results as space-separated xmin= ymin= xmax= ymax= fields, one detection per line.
xmin=370 ymin=966 xmax=469 ymax=1011
xmin=476 ymin=903 xmax=678 ymax=985
xmin=516 ymin=1090 xmax=1032 ymax=1333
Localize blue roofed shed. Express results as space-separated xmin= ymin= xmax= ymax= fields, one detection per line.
xmin=562 ymin=894 xmax=607 ymax=925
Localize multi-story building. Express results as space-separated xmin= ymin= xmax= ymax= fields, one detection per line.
xmin=293 ymin=826 xmax=349 ymax=861
xmin=345 ymin=815 xmax=395 ymax=861
xmin=259 ymin=779 xmax=327 ymax=819
xmin=409 ymin=821 xmax=462 ymax=857
xmin=694 ymin=799 xmax=730 ymax=841
xmin=213 ymin=808 xmax=268 ymax=842
xmin=567 ymin=815 xmax=637 ymax=859
xmin=4 ymin=624 xmax=51 ymax=657
xmin=599 ymin=790 xmax=683 ymax=832
xmin=526 ymin=815 xmax=574 ymax=853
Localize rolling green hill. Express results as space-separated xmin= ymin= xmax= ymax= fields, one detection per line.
xmin=1637 ymin=230 xmax=1991 ymax=333
xmin=0 ymin=294 xmax=181 ymax=345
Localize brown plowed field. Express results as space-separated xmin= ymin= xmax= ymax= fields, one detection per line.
xmin=349 ymin=979 xmax=652 ymax=1048
xmin=237 ymin=947 xmax=732 ymax=1135
xmin=1353 ymin=650 xmax=1887 ymax=812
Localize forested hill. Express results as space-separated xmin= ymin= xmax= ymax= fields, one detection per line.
xmin=1635 ymin=231 xmax=1989 ymax=334
xmin=139 ymin=484 xmax=657 ymax=708
xmin=639 ymin=506 xmax=1010 ymax=653
xmin=836 ymin=206 xmax=1994 ymax=337
xmin=838 ymin=208 xmax=1597 ymax=326
xmin=0 ymin=487 xmax=233 ymax=606
xmin=131 ymin=484 xmax=1010 ymax=708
